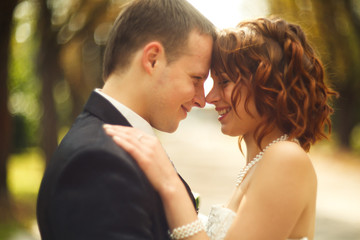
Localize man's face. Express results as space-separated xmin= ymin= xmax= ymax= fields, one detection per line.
xmin=147 ymin=30 xmax=213 ymax=133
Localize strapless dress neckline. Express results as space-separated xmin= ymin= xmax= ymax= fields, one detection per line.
xmin=204 ymin=205 xmax=308 ymax=240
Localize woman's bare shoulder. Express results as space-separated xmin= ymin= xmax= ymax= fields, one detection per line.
xmin=253 ymin=140 xmax=317 ymax=194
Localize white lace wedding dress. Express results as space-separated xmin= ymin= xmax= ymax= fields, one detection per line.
xmin=205 ymin=205 xmax=308 ymax=240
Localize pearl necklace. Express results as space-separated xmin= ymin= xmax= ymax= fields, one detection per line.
xmin=235 ymin=134 xmax=289 ymax=187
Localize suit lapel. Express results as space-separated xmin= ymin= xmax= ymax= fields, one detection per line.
xmin=178 ymin=174 xmax=198 ymax=212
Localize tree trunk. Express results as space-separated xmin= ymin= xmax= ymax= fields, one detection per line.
xmin=335 ymin=92 xmax=356 ymax=148
xmin=37 ymin=0 xmax=62 ymax=163
xmin=0 ymin=0 xmax=17 ymax=221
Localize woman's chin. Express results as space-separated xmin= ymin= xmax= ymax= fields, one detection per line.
xmin=220 ymin=126 xmax=238 ymax=137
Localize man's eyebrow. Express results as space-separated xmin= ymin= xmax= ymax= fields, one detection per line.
xmin=192 ymin=72 xmax=208 ymax=79
xmin=200 ymin=71 xmax=210 ymax=79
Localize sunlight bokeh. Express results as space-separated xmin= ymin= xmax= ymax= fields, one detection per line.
xmin=8 ymin=149 xmax=45 ymax=197
xmin=188 ymin=0 xmax=269 ymax=29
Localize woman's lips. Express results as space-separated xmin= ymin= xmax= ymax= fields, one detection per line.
xmin=216 ymin=107 xmax=231 ymax=121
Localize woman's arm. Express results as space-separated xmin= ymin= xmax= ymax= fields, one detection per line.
xmin=103 ymin=124 xmax=209 ymax=240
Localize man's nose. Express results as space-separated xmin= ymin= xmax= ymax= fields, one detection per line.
xmin=193 ymin=86 xmax=206 ymax=108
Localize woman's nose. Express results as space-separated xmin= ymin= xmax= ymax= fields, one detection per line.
xmin=205 ymin=86 xmax=220 ymax=104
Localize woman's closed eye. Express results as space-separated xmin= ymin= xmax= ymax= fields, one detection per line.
xmin=218 ymin=79 xmax=230 ymax=87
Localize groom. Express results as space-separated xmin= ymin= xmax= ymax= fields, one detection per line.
xmin=36 ymin=0 xmax=215 ymax=239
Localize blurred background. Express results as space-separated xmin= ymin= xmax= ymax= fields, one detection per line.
xmin=0 ymin=0 xmax=360 ymax=239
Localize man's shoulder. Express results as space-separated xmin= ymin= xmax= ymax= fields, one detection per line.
xmin=53 ymin=121 xmax=135 ymax=171
xmin=42 ymin=113 xmax=138 ymax=185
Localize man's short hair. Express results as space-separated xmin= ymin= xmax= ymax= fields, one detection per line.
xmin=102 ymin=0 xmax=216 ymax=80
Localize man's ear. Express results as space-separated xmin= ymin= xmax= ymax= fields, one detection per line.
xmin=142 ymin=42 xmax=164 ymax=74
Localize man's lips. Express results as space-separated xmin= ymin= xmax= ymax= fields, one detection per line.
xmin=181 ymin=105 xmax=190 ymax=113
xmin=181 ymin=105 xmax=190 ymax=117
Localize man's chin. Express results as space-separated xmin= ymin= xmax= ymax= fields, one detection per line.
xmin=153 ymin=121 xmax=180 ymax=133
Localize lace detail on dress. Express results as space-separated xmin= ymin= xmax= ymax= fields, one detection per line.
xmin=205 ymin=205 xmax=308 ymax=240
xmin=206 ymin=205 xmax=236 ymax=240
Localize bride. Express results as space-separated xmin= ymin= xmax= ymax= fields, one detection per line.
xmin=104 ymin=17 xmax=337 ymax=240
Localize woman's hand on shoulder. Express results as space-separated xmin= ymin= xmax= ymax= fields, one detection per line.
xmin=103 ymin=125 xmax=204 ymax=235
xmin=103 ymin=124 xmax=181 ymax=195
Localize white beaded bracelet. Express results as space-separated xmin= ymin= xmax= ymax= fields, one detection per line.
xmin=168 ymin=218 xmax=205 ymax=240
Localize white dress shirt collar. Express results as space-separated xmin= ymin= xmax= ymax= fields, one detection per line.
xmin=95 ymin=89 xmax=155 ymax=136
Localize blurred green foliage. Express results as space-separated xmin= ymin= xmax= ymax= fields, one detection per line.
xmin=9 ymin=0 xmax=40 ymax=153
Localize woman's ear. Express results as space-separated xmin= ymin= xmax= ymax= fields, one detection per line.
xmin=142 ymin=42 xmax=164 ymax=74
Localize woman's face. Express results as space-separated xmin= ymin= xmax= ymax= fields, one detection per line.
xmin=206 ymin=72 xmax=262 ymax=138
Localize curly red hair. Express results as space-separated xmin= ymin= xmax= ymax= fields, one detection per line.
xmin=211 ymin=17 xmax=338 ymax=151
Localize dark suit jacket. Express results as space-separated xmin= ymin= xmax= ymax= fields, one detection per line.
xmin=37 ymin=91 xmax=196 ymax=240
